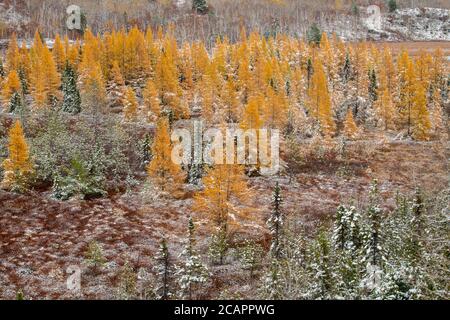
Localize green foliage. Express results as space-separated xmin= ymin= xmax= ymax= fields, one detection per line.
xmin=8 ymin=92 xmax=23 ymax=113
xmin=18 ymin=68 xmax=28 ymax=95
xmin=16 ymin=289 xmax=24 ymax=300
xmin=306 ymin=23 xmax=322 ymax=45
xmin=208 ymin=229 xmax=228 ymax=265
xmin=116 ymin=261 xmax=137 ymax=300
xmin=268 ymin=182 xmax=283 ymax=259
xmin=258 ymin=181 xmax=449 ymax=300
xmin=388 ymin=0 xmax=398 ymax=13
xmin=351 ymin=1 xmax=359 ymax=16
xmin=192 ymin=0 xmax=208 ymax=14
xmin=237 ymin=240 xmax=264 ymax=278
xmin=0 ymin=57 xmax=4 ymax=78
xmin=31 ymin=112 xmax=136 ymax=199
xmin=85 ymin=241 xmax=107 ymax=271
xmin=154 ymin=239 xmax=174 ymax=300
xmin=368 ymin=69 xmax=378 ymax=102
xmin=176 ymin=217 xmax=209 ymax=299
xmin=62 ymin=62 xmax=81 ymax=114
xmin=139 ymin=133 xmax=153 ymax=168
xmin=52 ymin=156 xmax=106 ymax=200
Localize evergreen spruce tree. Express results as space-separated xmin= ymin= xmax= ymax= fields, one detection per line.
xmin=351 ymin=1 xmax=359 ymax=16
xmin=368 ymin=69 xmax=378 ymax=102
xmin=192 ymin=0 xmax=208 ymax=14
xmin=388 ymin=0 xmax=398 ymax=13
xmin=208 ymin=229 xmax=228 ymax=265
xmin=18 ymin=68 xmax=28 ymax=95
xmin=342 ymin=53 xmax=352 ymax=84
xmin=267 ymin=182 xmax=283 ymax=259
xmin=361 ymin=179 xmax=386 ymax=296
xmin=408 ymin=187 xmax=425 ymax=265
xmin=154 ymin=238 xmax=173 ymax=300
xmin=260 ymin=259 xmax=283 ymax=300
xmin=307 ymin=24 xmax=322 ymax=45
xmin=116 ymin=261 xmax=137 ymax=300
xmin=8 ymin=92 xmax=23 ymax=113
xmin=0 ymin=57 xmax=5 ymax=78
xmin=176 ymin=217 xmax=209 ymax=300
xmin=140 ymin=133 xmax=153 ymax=167
xmin=310 ymin=230 xmax=334 ymax=299
xmin=306 ymin=58 xmax=313 ymax=89
xmin=61 ymin=62 xmax=81 ymax=114
xmin=238 ymin=240 xmax=264 ymax=279
xmin=332 ymin=204 xmax=362 ymax=297
xmin=363 ymin=179 xmax=385 ymax=268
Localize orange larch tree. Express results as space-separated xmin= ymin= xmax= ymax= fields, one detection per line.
xmin=1 ymin=120 xmax=33 ymax=191
xmin=193 ymin=164 xmax=252 ymax=263
xmin=147 ymin=117 xmax=184 ymax=191
xmin=308 ymin=58 xmax=336 ymax=136
xmin=143 ymin=79 xmax=161 ymax=121
xmin=123 ymin=87 xmax=138 ymax=121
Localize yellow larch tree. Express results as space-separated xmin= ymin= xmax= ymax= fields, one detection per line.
xmin=198 ymin=74 xmax=215 ymax=122
xmin=241 ymin=94 xmax=264 ymax=131
xmin=53 ymin=34 xmax=66 ymax=73
xmin=1 ymin=120 xmax=33 ymax=191
xmin=411 ymin=83 xmax=431 ymax=141
xmin=430 ymin=48 xmax=446 ymax=93
xmin=378 ymin=88 xmax=396 ymax=130
xmin=343 ymin=109 xmax=359 ymax=139
xmin=415 ymin=51 xmax=432 ymax=90
xmin=381 ymin=46 xmax=397 ymax=95
xmin=108 ymin=60 xmax=127 ymax=109
xmin=1 ymin=70 xmax=21 ymax=106
xmin=193 ymin=164 xmax=251 ymax=248
xmin=221 ymin=77 xmax=240 ymax=123
xmin=264 ymin=85 xmax=288 ymax=130
xmin=430 ymin=90 xmax=447 ymax=140
xmin=143 ymin=79 xmax=161 ymax=121
xmin=29 ymin=31 xmax=61 ymax=107
xmin=123 ymin=87 xmax=138 ymax=121
xmin=147 ymin=117 xmax=184 ymax=191
xmin=66 ymin=38 xmax=81 ymax=68
xmin=397 ymin=55 xmax=416 ymax=133
xmin=5 ymin=33 xmax=20 ymax=73
xmin=308 ymin=58 xmax=336 ymax=136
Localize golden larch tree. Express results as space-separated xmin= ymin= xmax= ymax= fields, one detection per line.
xmin=147 ymin=117 xmax=184 ymax=191
xmin=411 ymin=83 xmax=431 ymax=141
xmin=143 ymin=79 xmax=161 ymax=121
xmin=5 ymin=33 xmax=20 ymax=73
xmin=124 ymin=87 xmax=138 ymax=121
xmin=378 ymin=88 xmax=396 ymax=130
xmin=53 ymin=34 xmax=66 ymax=73
xmin=430 ymin=90 xmax=447 ymax=140
xmin=308 ymin=58 xmax=336 ymax=136
xmin=194 ymin=164 xmax=251 ymax=239
xmin=2 ymin=70 xmax=21 ymax=105
xmin=108 ymin=60 xmax=127 ymax=109
xmin=1 ymin=121 xmax=33 ymax=190
xmin=343 ymin=109 xmax=359 ymax=139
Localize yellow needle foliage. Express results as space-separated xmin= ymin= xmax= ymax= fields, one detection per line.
xmin=1 ymin=121 xmax=33 ymax=191
xmin=194 ymin=164 xmax=251 ymax=234
xmin=147 ymin=117 xmax=184 ymax=191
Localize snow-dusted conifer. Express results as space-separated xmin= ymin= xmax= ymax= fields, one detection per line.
xmin=268 ymin=182 xmax=283 ymax=259
xmin=177 ymin=217 xmax=209 ymax=299
xmin=154 ymin=238 xmax=173 ymax=300
xmin=8 ymin=92 xmax=23 ymax=113
xmin=62 ymin=62 xmax=81 ymax=114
